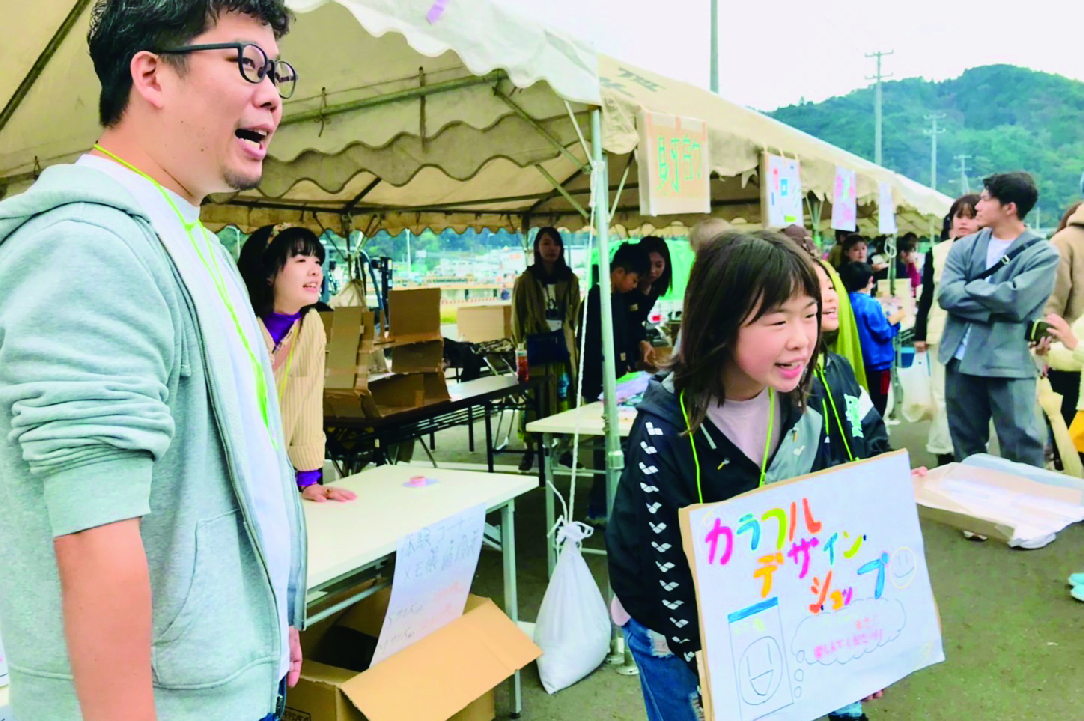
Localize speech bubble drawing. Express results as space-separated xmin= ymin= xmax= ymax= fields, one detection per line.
xmin=791 ymin=597 xmax=907 ymax=666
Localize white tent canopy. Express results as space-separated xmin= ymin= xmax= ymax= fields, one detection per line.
xmin=1 ymin=0 xmax=949 ymax=237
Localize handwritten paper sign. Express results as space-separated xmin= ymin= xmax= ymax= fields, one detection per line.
xmin=878 ymin=182 xmax=897 ymax=235
xmin=637 ymin=109 xmax=711 ymax=217
xmin=763 ymin=155 xmax=803 ymax=228
xmin=372 ymin=504 xmax=486 ymax=666
xmin=680 ymin=452 xmax=943 ymax=721
xmin=831 ymin=166 xmax=858 ymax=232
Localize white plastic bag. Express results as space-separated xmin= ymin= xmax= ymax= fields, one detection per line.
xmin=533 ymin=521 xmax=611 ymax=694
xmin=899 ymin=352 xmax=934 ymax=423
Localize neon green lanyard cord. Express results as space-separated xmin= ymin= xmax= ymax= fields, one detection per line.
xmin=93 ymin=145 xmax=276 ymax=446
xmin=681 ymin=387 xmax=774 ymax=504
xmin=817 ymin=365 xmax=855 ymax=463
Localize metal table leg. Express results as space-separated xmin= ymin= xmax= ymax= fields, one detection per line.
xmin=543 ymin=432 xmax=557 ymax=577
xmin=468 ymin=405 xmax=475 ymax=452
xmin=485 ymin=401 xmax=495 ymax=473
xmin=500 ymin=501 xmax=523 ymax=718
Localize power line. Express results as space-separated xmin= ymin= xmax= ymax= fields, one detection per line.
xmin=865 ymin=50 xmax=894 ymax=166
xmin=923 ymin=113 xmax=947 ymax=190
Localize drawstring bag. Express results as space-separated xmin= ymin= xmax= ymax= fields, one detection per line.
xmin=899 ymin=352 xmax=934 ymax=423
xmin=533 ymin=520 xmax=611 ymax=693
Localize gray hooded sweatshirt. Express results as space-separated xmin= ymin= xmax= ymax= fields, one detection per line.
xmin=0 ymin=163 xmax=307 ymax=720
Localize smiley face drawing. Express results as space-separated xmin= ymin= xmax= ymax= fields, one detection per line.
xmin=738 ymin=637 xmax=784 ymax=705
xmin=890 ymin=547 xmax=918 ymax=589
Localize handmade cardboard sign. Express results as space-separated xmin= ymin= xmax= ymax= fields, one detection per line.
xmin=637 ymin=109 xmax=711 ymax=216
xmin=679 ymin=452 xmax=944 ymax=721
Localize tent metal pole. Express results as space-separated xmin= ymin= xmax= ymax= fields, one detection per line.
xmin=494 ymin=89 xmax=590 ymax=173
xmin=534 ymin=165 xmax=589 ymax=219
xmin=279 ymin=72 xmax=506 ymax=129
xmin=0 ymin=0 xmax=93 ymax=135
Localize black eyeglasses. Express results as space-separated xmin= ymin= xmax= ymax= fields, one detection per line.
xmin=153 ymin=42 xmax=297 ymax=99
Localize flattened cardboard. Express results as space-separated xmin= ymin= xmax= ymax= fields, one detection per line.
xmin=287 ymin=591 xmax=540 ymax=721
xmin=914 ymin=462 xmax=1084 ymax=545
xmin=457 ymin=304 xmax=513 ymax=343
xmin=423 ymin=372 xmax=451 ymax=405
xmin=390 ymin=340 xmax=444 ymax=374
xmin=389 ymin=288 xmax=442 ymax=345
xmin=325 ymin=307 xmax=376 ymax=391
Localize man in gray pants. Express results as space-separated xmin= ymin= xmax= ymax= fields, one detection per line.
xmin=937 ymin=172 xmax=1059 ymax=467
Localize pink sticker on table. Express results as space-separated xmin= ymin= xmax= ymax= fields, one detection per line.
xmin=426 ymin=0 xmax=449 ymax=23
xmin=404 ymin=476 xmax=438 ymax=488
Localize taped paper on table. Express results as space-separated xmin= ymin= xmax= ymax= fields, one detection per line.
xmin=373 ymin=504 xmax=486 ymax=665
xmin=915 ymin=455 xmax=1084 ymax=549
xmin=680 ymin=452 xmax=943 ymax=721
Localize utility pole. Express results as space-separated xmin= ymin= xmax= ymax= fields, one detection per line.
xmin=954 ymin=154 xmax=971 ymax=192
xmin=710 ymin=0 xmax=719 ymax=93
xmin=865 ymin=50 xmax=894 ymax=166
xmin=923 ymin=113 xmax=946 ymax=191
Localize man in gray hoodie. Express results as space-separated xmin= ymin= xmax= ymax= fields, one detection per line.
xmin=938 ymin=172 xmax=1059 ymax=467
xmin=0 ymin=2 xmax=306 ymax=720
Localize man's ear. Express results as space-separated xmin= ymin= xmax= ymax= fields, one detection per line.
xmin=130 ymin=50 xmax=168 ymax=110
xmin=1003 ymin=201 xmax=1019 ymax=220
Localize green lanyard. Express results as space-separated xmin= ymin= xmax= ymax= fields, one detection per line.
xmin=93 ymin=145 xmax=276 ymax=446
xmin=816 ymin=365 xmax=855 ymax=463
xmin=681 ymin=387 xmax=774 ymax=504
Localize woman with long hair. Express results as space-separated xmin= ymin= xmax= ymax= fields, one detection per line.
xmin=511 ymin=226 xmax=581 ymax=471
xmin=913 ymin=194 xmax=981 ymax=465
xmin=238 ymin=225 xmax=356 ymax=502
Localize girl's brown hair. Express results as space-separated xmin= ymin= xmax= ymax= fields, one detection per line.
xmin=1056 ymin=201 xmax=1083 ymax=234
xmin=672 ymin=230 xmax=821 ymax=435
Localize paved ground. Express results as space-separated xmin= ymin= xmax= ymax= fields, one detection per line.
xmin=382 ymin=412 xmax=1084 ymax=721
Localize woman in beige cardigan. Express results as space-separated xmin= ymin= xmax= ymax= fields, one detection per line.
xmin=239 ymin=225 xmax=356 ymax=503
xmin=512 ymin=227 xmax=581 ymax=471
xmin=913 ymin=194 xmax=980 ymax=465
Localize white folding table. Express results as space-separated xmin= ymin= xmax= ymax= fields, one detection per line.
xmin=525 ymin=402 xmax=636 ymax=576
xmin=305 ymin=465 xmax=536 ymax=717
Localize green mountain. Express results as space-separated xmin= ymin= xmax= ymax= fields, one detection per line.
xmin=769 ymin=65 xmax=1084 ymax=227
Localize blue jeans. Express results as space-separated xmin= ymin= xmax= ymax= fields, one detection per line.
xmin=623 ymin=616 xmax=863 ymax=720
xmin=623 ymin=616 xmax=704 ymax=721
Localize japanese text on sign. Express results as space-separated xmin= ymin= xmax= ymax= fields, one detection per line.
xmin=637 ymin=110 xmax=711 ymax=217
xmin=763 ymin=154 xmax=803 ymax=228
xmin=372 ymin=503 xmax=486 ymax=666
xmin=680 ymin=452 xmax=943 ymax=721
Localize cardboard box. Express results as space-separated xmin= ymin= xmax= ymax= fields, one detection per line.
xmin=914 ymin=462 xmax=1084 ymax=547
xmin=390 ymin=340 xmax=444 ymax=374
xmin=325 ymin=307 xmax=377 ymax=391
xmin=456 ymin=304 xmax=513 ymax=343
xmin=324 ymin=373 xmax=450 ymax=420
xmin=388 ymin=288 xmax=442 ymax=345
xmin=286 ymin=590 xmax=540 ymax=721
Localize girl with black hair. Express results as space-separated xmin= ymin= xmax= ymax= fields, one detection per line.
xmin=239 ymin=224 xmax=356 ymax=503
xmin=511 ymin=226 xmax=582 ymax=471
xmin=627 ymin=236 xmax=674 ymax=368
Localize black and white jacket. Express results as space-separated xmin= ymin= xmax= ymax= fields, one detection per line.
xmin=605 ymin=373 xmax=826 ymax=671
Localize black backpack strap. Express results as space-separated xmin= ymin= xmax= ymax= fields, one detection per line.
xmin=971 ymin=238 xmax=1043 ymax=281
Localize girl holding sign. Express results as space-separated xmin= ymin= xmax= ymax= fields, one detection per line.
xmin=608 ymin=230 xmax=832 ymax=720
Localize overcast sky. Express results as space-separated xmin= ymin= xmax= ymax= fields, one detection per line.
xmin=514 ymin=0 xmax=1082 ymax=110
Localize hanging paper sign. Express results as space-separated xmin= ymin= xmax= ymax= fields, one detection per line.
xmin=679 ymin=452 xmax=944 ymax=721
xmin=831 ymin=166 xmax=858 ymax=231
xmin=372 ymin=503 xmax=486 ymax=666
xmin=763 ymin=154 xmax=803 ymax=228
xmin=878 ymin=182 xmax=898 ymax=235
xmin=637 ymin=109 xmax=711 ymax=217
